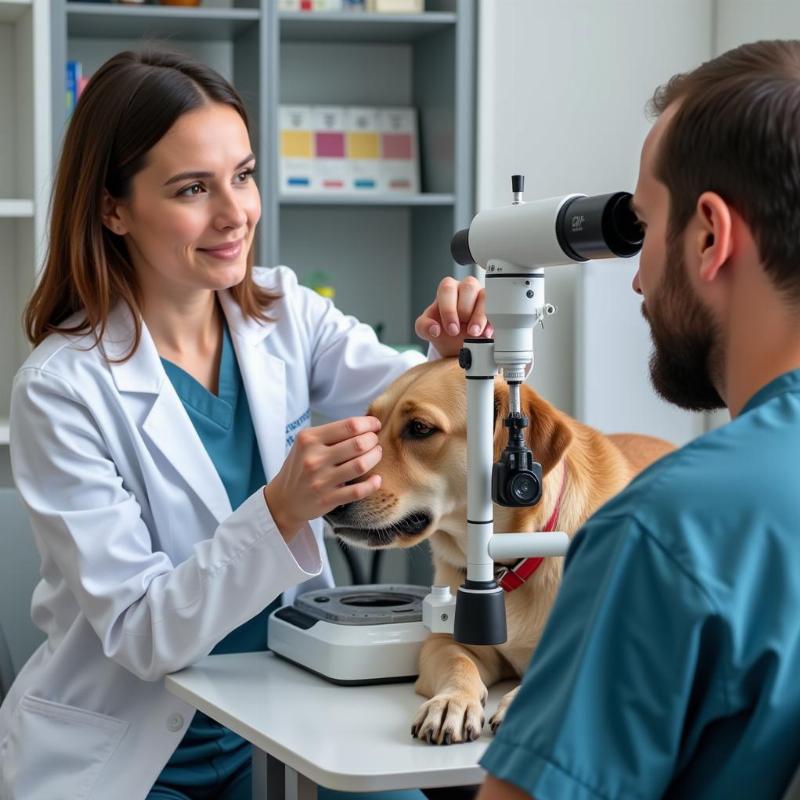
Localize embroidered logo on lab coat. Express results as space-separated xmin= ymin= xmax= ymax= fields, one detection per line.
xmin=286 ymin=409 xmax=311 ymax=448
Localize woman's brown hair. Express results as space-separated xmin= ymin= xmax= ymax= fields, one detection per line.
xmin=24 ymin=47 xmax=277 ymax=358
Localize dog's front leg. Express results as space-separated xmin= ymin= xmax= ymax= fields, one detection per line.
xmin=488 ymin=685 xmax=519 ymax=734
xmin=411 ymin=634 xmax=507 ymax=745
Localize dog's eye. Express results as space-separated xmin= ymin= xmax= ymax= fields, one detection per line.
xmin=404 ymin=419 xmax=437 ymax=439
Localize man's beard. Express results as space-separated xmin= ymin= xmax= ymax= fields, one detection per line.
xmin=642 ymin=234 xmax=725 ymax=411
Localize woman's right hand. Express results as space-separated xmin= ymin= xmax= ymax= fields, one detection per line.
xmin=263 ymin=416 xmax=383 ymax=541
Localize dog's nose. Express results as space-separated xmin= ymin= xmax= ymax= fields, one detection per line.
xmin=327 ymin=502 xmax=352 ymax=520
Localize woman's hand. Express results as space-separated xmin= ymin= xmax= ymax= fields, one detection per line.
xmin=415 ymin=276 xmax=494 ymax=358
xmin=263 ymin=416 xmax=382 ymax=541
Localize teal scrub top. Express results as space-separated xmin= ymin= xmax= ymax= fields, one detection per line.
xmin=154 ymin=320 xmax=280 ymax=791
xmin=481 ymin=370 xmax=800 ymax=800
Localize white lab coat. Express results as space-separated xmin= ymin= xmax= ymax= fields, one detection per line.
xmin=0 ymin=266 xmax=427 ymax=800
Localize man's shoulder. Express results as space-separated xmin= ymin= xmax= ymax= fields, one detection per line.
xmin=582 ymin=413 xmax=798 ymax=593
xmin=599 ymin=414 xmax=774 ymax=524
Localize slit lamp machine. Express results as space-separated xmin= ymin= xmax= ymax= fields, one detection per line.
xmin=269 ymin=176 xmax=644 ymax=683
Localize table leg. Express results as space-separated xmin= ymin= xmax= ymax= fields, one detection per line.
xmin=286 ymin=765 xmax=318 ymax=800
xmin=252 ymin=748 xmax=286 ymax=800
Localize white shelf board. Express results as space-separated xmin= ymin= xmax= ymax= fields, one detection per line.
xmin=279 ymin=11 xmax=456 ymax=43
xmin=66 ymin=3 xmax=260 ymax=40
xmin=280 ymin=192 xmax=454 ymax=207
xmin=0 ymin=199 xmax=34 ymax=218
xmin=0 ymin=0 xmax=30 ymax=25
xmin=0 ymin=419 xmax=8 ymax=446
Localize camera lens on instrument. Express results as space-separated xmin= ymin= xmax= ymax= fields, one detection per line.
xmin=556 ymin=191 xmax=644 ymax=262
xmin=510 ymin=472 xmax=539 ymax=503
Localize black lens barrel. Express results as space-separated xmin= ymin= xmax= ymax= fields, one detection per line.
xmin=556 ymin=191 xmax=643 ymax=262
xmin=451 ymin=228 xmax=474 ymax=266
xmin=450 ymin=191 xmax=642 ymax=268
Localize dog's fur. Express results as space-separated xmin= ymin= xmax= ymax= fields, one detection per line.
xmin=325 ymin=359 xmax=674 ymax=744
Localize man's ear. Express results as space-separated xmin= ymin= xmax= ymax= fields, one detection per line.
xmin=101 ymin=190 xmax=129 ymax=237
xmin=695 ymin=191 xmax=733 ymax=284
xmin=493 ymin=380 xmax=573 ymax=475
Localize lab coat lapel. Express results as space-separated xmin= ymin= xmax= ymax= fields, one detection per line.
xmin=218 ymin=291 xmax=286 ymax=483
xmin=106 ymin=306 xmax=232 ymax=525
xmin=142 ymin=390 xmax=232 ymax=523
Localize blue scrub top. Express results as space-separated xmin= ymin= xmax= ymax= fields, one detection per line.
xmin=481 ymin=370 xmax=800 ymax=800
xmin=154 ymin=320 xmax=279 ymax=792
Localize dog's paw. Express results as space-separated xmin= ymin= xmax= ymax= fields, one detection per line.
xmin=488 ymin=686 xmax=520 ymax=735
xmin=411 ymin=691 xmax=486 ymax=745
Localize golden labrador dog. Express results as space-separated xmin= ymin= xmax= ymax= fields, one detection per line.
xmin=325 ymin=358 xmax=673 ymax=745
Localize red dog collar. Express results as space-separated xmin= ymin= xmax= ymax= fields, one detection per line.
xmin=497 ymin=465 xmax=567 ymax=593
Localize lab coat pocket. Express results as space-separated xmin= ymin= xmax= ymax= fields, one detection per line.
xmin=1 ymin=693 xmax=128 ymax=800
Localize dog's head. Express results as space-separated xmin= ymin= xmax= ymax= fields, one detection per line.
xmin=324 ymin=358 xmax=573 ymax=559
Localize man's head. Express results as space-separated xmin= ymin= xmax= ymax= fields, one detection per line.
xmin=632 ymin=40 xmax=800 ymax=411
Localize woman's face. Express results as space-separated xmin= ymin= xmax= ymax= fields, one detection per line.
xmin=108 ymin=102 xmax=261 ymax=299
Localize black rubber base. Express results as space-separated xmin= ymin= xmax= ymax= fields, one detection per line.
xmin=453 ymin=585 xmax=507 ymax=645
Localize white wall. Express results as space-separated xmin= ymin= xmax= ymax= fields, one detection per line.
xmin=477 ymin=0 xmax=714 ymax=442
xmin=715 ymin=0 xmax=800 ymax=51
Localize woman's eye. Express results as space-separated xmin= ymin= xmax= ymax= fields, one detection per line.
xmin=236 ymin=168 xmax=255 ymax=184
xmin=178 ymin=183 xmax=204 ymax=197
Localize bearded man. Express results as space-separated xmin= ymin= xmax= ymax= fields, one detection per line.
xmin=477 ymin=39 xmax=800 ymax=800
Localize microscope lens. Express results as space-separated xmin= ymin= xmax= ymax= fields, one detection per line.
xmin=556 ymin=192 xmax=644 ymax=262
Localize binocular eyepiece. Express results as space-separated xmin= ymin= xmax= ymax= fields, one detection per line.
xmin=451 ymin=190 xmax=643 ymax=268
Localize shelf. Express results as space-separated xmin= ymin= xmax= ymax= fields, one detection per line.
xmin=66 ymin=3 xmax=260 ymax=40
xmin=0 ymin=199 xmax=34 ymax=218
xmin=0 ymin=419 xmax=8 ymax=446
xmin=0 ymin=0 xmax=30 ymax=25
xmin=280 ymin=192 xmax=454 ymax=207
xmin=279 ymin=11 xmax=456 ymax=43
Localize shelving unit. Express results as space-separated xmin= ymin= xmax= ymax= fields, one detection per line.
xmin=276 ymin=2 xmax=474 ymax=345
xmin=0 ymin=0 xmax=51 ymax=453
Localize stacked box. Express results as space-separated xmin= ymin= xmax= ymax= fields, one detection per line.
xmin=311 ymin=107 xmax=347 ymax=191
xmin=377 ymin=108 xmax=419 ymax=193
xmin=345 ymin=107 xmax=381 ymax=192
xmin=280 ymin=106 xmax=314 ymax=192
xmin=279 ymin=105 xmax=420 ymax=194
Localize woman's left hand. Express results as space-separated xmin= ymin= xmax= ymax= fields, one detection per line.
xmin=414 ymin=276 xmax=494 ymax=358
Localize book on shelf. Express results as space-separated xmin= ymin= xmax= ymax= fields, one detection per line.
xmin=65 ymin=62 xmax=91 ymax=116
xmin=280 ymin=105 xmax=420 ymax=195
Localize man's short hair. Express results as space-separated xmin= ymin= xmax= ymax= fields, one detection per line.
xmin=650 ymin=39 xmax=800 ymax=301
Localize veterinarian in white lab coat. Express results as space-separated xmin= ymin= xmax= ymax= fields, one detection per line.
xmin=0 ymin=49 xmax=489 ymax=800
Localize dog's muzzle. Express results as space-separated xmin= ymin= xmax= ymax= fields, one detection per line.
xmin=324 ymin=507 xmax=433 ymax=548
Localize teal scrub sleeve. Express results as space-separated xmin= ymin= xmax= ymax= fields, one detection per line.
xmin=480 ymin=515 xmax=730 ymax=800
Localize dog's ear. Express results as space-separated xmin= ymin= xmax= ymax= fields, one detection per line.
xmin=493 ymin=380 xmax=573 ymax=476
xmin=521 ymin=384 xmax=573 ymax=475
